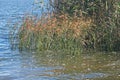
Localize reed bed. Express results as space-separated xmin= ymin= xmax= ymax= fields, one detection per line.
xmin=11 ymin=0 xmax=120 ymax=53
xmin=17 ymin=13 xmax=93 ymax=54
xmin=49 ymin=0 xmax=120 ymax=51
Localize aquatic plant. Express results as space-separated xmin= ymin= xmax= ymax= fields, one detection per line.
xmin=11 ymin=0 xmax=120 ymax=53
xmin=50 ymin=0 xmax=120 ymax=51
xmin=17 ymin=13 xmax=93 ymax=54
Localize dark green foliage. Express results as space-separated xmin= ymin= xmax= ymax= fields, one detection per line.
xmin=51 ymin=0 xmax=117 ymax=17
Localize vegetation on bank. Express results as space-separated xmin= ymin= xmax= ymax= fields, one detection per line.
xmin=11 ymin=0 xmax=120 ymax=53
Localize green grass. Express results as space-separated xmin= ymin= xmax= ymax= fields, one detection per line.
xmin=11 ymin=0 xmax=120 ymax=53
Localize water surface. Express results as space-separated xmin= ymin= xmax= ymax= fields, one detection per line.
xmin=0 ymin=0 xmax=120 ymax=80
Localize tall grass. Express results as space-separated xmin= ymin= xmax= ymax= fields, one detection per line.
xmin=50 ymin=0 xmax=120 ymax=51
xmin=11 ymin=0 xmax=120 ymax=53
xmin=18 ymin=13 xmax=93 ymax=54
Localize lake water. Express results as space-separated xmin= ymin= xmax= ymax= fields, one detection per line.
xmin=0 ymin=0 xmax=120 ymax=80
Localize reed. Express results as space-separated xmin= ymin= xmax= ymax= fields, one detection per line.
xmin=11 ymin=0 xmax=120 ymax=53
xmin=49 ymin=0 xmax=120 ymax=51
xmin=17 ymin=13 xmax=93 ymax=54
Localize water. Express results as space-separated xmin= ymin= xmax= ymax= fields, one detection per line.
xmin=0 ymin=0 xmax=120 ymax=80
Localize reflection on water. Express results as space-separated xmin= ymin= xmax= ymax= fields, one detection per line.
xmin=28 ymin=51 xmax=120 ymax=80
xmin=0 ymin=0 xmax=120 ymax=80
xmin=1 ymin=49 xmax=120 ymax=80
xmin=10 ymin=51 xmax=119 ymax=80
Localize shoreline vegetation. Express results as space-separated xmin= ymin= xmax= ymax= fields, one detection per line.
xmin=11 ymin=0 xmax=120 ymax=54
